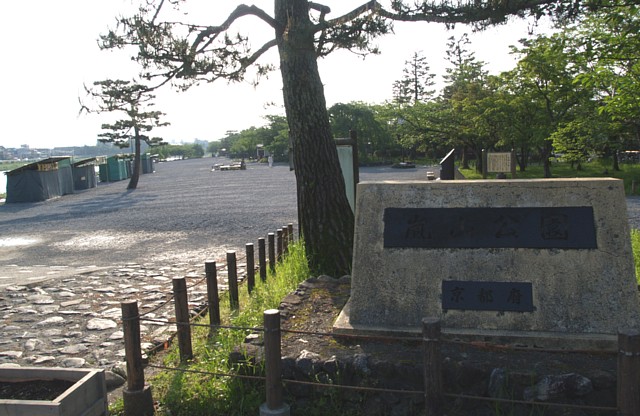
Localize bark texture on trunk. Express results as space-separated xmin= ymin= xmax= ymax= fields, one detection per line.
xmin=128 ymin=127 xmax=141 ymax=190
xmin=275 ymin=0 xmax=354 ymax=276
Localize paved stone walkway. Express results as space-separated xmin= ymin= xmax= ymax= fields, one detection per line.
xmin=0 ymin=258 xmax=243 ymax=393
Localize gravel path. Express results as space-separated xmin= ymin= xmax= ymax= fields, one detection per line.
xmin=2 ymin=161 xmax=639 ymax=287
xmin=0 ymin=157 xmax=298 ymax=286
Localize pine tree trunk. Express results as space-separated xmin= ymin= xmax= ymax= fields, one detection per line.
xmin=128 ymin=128 xmax=141 ymax=190
xmin=275 ymin=0 xmax=354 ymax=276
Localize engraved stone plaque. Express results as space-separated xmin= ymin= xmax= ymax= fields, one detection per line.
xmin=442 ymin=281 xmax=534 ymax=312
xmin=384 ymin=207 xmax=597 ymax=249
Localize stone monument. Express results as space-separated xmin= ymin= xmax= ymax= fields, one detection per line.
xmin=334 ymin=178 xmax=640 ymax=349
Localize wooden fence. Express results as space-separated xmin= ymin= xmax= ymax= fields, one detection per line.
xmin=119 ymin=223 xmax=640 ymax=416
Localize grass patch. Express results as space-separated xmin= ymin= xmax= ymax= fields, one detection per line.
xmin=0 ymin=161 xmax=28 ymax=172
xmin=632 ymin=230 xmax=640 ymax=286
xmin=459 ymin=159 xmax=640 ymax=195
xmin=137 ymin=241 xmax=310 ymax=416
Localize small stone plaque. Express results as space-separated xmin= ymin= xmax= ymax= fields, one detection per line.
xmin=442 ymin=281 xmax=534 ymax=312
xmin=384 ymin=207 xmax=596 ymax=249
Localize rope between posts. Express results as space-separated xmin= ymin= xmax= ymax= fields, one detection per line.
xmin=185 ymin=276 xmax=207 ymax=289
xmin=138 ymin=316 xmax=263 ymax=332
xmin=282 ymin=328 xmax=420 ymax=343
xmin=281 ymin=328 xmax=616 ymax=356
xmin=137 ymin=296 xmax=175 ymax=318
xmin=147 ymin=364 xmax=266 ymax=382
xmin=281 ymin=378 xmax=424 ymax=396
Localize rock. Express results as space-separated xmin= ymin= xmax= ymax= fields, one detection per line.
xmin=244 ymin=333 xmax=262 ymax=345
xmin=36 ymin=305 xmax=60 ymax=314
xmin=32 ymin=355 xmax=56 ymax=364
xmin=351 ymin=353 xmax=371 ymax=376
xmin=24 ymin=339 xmax=42 ymax=351
xmin=322 ymin=355 xmax=341 ymax=377
xmin=105 ymin=370 xmax=126 ymax=390
xmin=100 ymin=308 xmax=122 ymax=319
xmin=36 ymin=316 xmax=65 ymax=326
xmin=109 ymin=331 xmax=124 ymax=340
xmin=524 ymin=373 xmax=593 ymax=401
xmin=60 ymin=299 xmax=83 ymax=308
xmin=111 ymin=362 xmax=128 ymax=379
xmin=28 ymin=295 xmax=54 ymax=305
xmin=43 ymin=329 xmax=63 ymax=337
xmin=488 ymin=368 xmax=508 ymax=399
xmin=61 ymin=357 xmax=86 ymax=367
xmin=57 ymin=291 xmax=75 ymax=297
xmin=60 ymin=344 xmax=89 ymax=355
xmin=0 ymin=351 xmax=23 ymax=358
xmin=86 ymin=318 xmax=117 ymax=330
xmin=295 ymin=350 xmax=322 ymax=377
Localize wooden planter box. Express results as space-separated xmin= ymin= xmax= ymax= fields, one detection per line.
xmin=0 ymin=367 xmax=107 ymax=416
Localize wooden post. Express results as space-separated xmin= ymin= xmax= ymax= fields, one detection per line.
xmin=121 ymin=301 xmax=154 ymax=416
xmin=258 ymin=237 xmax=267 ymax=282
xmin=227 ymin=251 xmax=239 ymax=311
xmin=350 ymin=129 xmax=360 ymax=186
xmin=277 ymin=229 xmax=283 ymax=262
xmin=423 ymin=317 xmax=443 ymax=416
xmin=261 ymin=309 xmax=290 ymax=415
xmin=172 ymin=277 xmax=193 ymax=362
xmin=618 ymin=330 xmax=640 ymax=416
xmin=282 ymin=227 xmax=289 ymax=255
xmin=205 ymin=260 xmax=220 ymax=328
xmin=268 ymin=232 xmax=276 ymax=272
xmin=482 ymin=149 xmax=488 ymax=179
xmin=288 ymin=223 xmax=294 ymax=243
xmin=246 ymin=243 xmax=255 ymax=294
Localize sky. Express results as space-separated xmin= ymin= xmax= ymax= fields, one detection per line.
xmin=0 ymin=1 xmax=551 ymax=150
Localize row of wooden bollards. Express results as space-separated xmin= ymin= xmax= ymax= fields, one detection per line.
xmin=259 ymin=314 xmax=640 ymax=416
xmin=120 ymin=306 xmax=640 ymax=416
xmin=120 ymin=224 xmax=294 ymax=416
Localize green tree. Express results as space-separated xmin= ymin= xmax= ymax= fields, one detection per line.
xmin=82 ymin=79 xmax=168 ymax=189
xmin=393 ymin=52 xmax=436 ymax=105
xmin=494 ymin=69 xmax=549 ymax=171
xmin=328 ymin=102 xmax=393 ymax=162
xmin=156 ymin=143 xmax=204 ymax=159
xmin=99 ymin=0 xmax=601 ymax=275
xmin=441 ymin=34 xmax=496 ymax=170
xmin=260 ymin=115 xmax=290 ymax=161
xmin=568 ymin=0 xmax=640 ymax=165
xmin=508 ymin=34 xmax=592 ymax=177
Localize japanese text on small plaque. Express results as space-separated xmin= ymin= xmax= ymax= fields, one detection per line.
xmin=487 ymin=153 xmax=512 ymax=173
xmin=442 ymin=281 xmax=534 ymax=312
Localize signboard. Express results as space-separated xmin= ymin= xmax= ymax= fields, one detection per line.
xmin=383 ymin=207 xmax=597 ymax=249
xmin=442 ymin=281 xmax=534 ymax=312
xmin=487 ymin=152 xmax=512 ymax=173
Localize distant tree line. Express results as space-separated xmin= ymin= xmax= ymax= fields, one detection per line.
xmin=156 ymin=143 xmax=205 ymax=159
xmin=206 ymin=3 xmax=640 ymax=178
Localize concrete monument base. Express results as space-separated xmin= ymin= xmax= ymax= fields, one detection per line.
xmin=334 ymin=299 xmax=618 ymax=350
xmin=336 ymin=178 xmax=640 ymax=348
